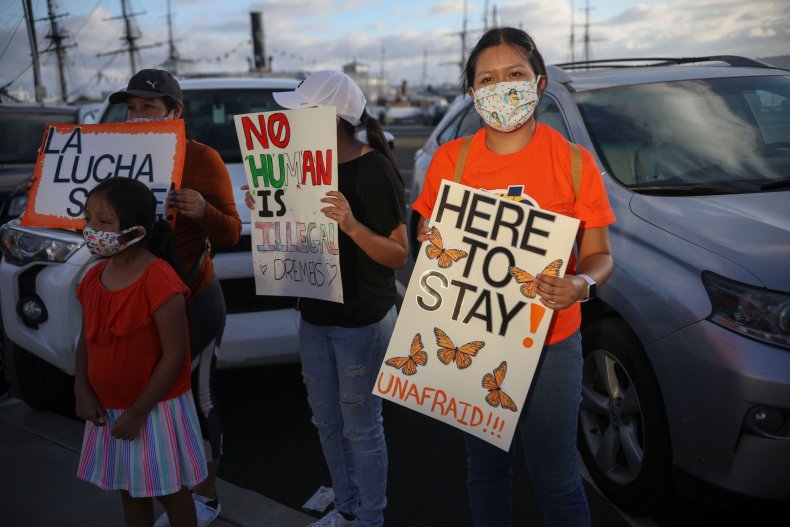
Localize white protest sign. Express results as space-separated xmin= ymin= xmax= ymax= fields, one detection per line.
xmin=234 ymin=106 xmax=342 ymax=302
xmin=374 ymin=180 xmax=580 ymax=450
xmin=22 ymin=121 xmax=185 ymax=229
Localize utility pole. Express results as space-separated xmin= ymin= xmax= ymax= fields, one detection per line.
xmin=379 ymin=44 xmax=385 ymax=101
xmin=43 ymin=0 xmax=75 ymax=102
xmin=460 ymin=0 xmax=468 ymax=73
xmin=483 ymin=0 xmax=489 ymax=30
xmin=421 ymin=50 xmax=427 ymax=89
xmin=165 ymin=0 xmax=179 ymax=74
xmin=22 ymin=0 xmax=45 ymax=101
xmin=98 ymin=0 xmax=164 ymax=76
xmin=582 ymin=0 xmax=594 ymax=64
xmin=569 ymin=0 xmax=575 ymax=63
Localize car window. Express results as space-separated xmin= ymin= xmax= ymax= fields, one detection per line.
xmin=576 ymin=75 xmax=790 ymax=193
xmin=537 ymin=96 xmax=570 ymax=140
xmin=0 ymin=110 xmax=78 ymax=163
xmin=101 ymin=88 xmax=284 ymax=163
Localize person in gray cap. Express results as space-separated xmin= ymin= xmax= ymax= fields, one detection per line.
xmin=109 ymin=69 xmax=241 ymax=527
xmin=244 ymin=70 xmax=408 ymax=527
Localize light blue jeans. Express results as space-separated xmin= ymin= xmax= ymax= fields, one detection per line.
xmin=464 ymin=331 xmax=591 ymax=527
xmin=299 ymin=306 xmax=396 ymax=527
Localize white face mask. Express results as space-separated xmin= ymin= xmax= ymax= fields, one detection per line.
xmin=126 ymin=116 xmax=170 ymax=123
xmin=83 ymin=225 xmax=146 ymax=258
xmin=472 ymin=76 xmax=541 ymax=133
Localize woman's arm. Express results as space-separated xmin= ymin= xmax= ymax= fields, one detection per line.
xmin=535 ymin=226 xmax=613 ymax=310
xmin=321 ymin=190 xmax=408 ymax=270
xmin=110 ymin=294 xmax=189 ymax=440
xmin=171 ymin=146 xmax=242 ymax=246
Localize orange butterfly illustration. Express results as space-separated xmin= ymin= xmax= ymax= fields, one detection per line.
xmin=425 ymin=226 xmax=468 ymax=268
xmin=509 ymin=259 xmax=563 ymax=298
xmin=385 ymin=333 xmax=428 ymax=376
xmin=482 ymin=361 xmax=518 ymax=412
xmin=434 ymin=327 xmax=485 ymax=370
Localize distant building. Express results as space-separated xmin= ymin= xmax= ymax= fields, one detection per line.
xmin=343 ymin=60 xmax=392 ymax=103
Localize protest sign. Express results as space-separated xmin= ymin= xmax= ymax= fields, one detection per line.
xmin=21 ymin=120 xmax=185 ymax=229
xmin=233 ymin=106 xmax=342 ymax=303
xmin=374 ymin=180 xmax=580 ymax=450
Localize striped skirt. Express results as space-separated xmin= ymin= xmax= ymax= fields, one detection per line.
xmin=77 ymin=391 xmax=208 ymax=497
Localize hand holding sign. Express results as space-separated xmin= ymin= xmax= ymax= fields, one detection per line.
xmin=375 ymin=180 xmax=580 ymax=450
xmin=169 ymin=187 xmax=206 ymax=219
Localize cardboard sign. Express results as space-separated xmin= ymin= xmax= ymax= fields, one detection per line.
xmin=21 ymin=120 xmax=186 ymax=228
xmin=374 ymin=180 xmax=580 ymax=450
xmin=233 ymin=107 xmax=343 ymax=303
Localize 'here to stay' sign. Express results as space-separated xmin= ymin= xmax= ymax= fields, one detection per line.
xmin=374 ymin=180 xmax=580 ymax=450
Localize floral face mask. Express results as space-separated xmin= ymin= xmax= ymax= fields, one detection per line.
xmin=472 ymin=76 xmax=542 ymax=132
xmin=83 ymin=225 xmax=146 ymax=258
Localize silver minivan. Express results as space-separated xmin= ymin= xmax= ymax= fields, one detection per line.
xmin=409 ymin=57 xmax=790 ymax=512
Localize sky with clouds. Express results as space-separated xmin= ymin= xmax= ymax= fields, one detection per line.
xmin=1 ymin=0 xmax=788 ymax=101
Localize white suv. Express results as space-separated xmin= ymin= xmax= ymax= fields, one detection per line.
xmin=0 ymin=77 xmax=302 ymax=415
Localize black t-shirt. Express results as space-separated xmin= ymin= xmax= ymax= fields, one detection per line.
xmin=298 ymin=150 xmax=406 ymax=327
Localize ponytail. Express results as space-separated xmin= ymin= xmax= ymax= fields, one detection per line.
xmin=361 ymin=111 xmax=402 ymax=184
xmin=340 ymin=112 xmax=403 ymax=184
xmin=148 ymin=219 xmax=183 ymax=277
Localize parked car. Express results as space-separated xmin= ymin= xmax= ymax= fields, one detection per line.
xmin=0 ymin=103 xmax=80 ymax=224
xmin=0 ymin=77 xmax=303 ymax=416
xmin=409 ymin=57 xmax=790 ymax=512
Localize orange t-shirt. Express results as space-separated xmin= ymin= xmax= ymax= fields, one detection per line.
xmin=77 ymin=258 xmax=192 ymax=409
xmin=412 ymin=124 xmax=616 ymax=344
xmin=176 ymin=140 xmax=242 ymax=295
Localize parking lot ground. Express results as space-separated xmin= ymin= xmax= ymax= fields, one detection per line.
xmin=0 ymin=396 xmax=315 ymax=527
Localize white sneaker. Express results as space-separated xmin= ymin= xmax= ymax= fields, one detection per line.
xmin=193 ymin=493 xmax=221 ymax=527
xmin=152 ymin=493 xmax=221 ymax=527
xmin=307 ymin=509 xmax=359 ymax=527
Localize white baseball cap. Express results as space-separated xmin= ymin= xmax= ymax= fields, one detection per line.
xmin=273 ymin=70 xmax=367 ymax=126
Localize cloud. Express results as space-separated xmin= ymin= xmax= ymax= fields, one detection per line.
xmin=2 ymin=0 xmax=789 ymax=102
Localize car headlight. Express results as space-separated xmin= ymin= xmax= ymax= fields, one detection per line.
xmin=0 ymin=220 xmax=84 ymax=265
xmin=703 ymin=271 xmax=790 ymax=349
xmin=7 ymin=195 xmax=28 ymax=218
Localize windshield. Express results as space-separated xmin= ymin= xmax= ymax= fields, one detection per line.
xmin=101 ymin=88 xmax=284 ymax=163
xmin=576 ymin=75 xmax=790 ymax=194
xmin=0 ymin=109 xmax=78 ymax=163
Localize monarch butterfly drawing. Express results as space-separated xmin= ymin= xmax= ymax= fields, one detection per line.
xmin=482 ymin=361 xmax=518 ymax=412
xmin=434 ymin=327 xmax=485 ymax=370
xmin=385 ymin=333 xmax=428 ymax=376
xmin=425 ymin=226 xmax=468 ymax=269
xmin=509 ymin=259 xmax=563 ymax=298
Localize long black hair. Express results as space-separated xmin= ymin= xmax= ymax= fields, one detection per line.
xmin=339 ymin=111 xmax=402 ymax=184
xmin=87 ymin=178 xmax=182 ymax=274
xmin=463 ymin=26 xmax=547 ymax=92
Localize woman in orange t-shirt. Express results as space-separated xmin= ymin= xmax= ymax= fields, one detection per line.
xmin=413 ymin=27 xmax=614 ymax=527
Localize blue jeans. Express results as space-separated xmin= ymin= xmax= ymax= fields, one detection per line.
xmin=464 ymin=331 xmax=590 ymax=527
xmin=299 ymin=306 xmax=396 ymax=527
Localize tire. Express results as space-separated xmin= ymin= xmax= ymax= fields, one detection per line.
xmin=577 ymin=318 xmax=675 ymax=514
xmin=4 ymin=335 xmax=76 ymax=418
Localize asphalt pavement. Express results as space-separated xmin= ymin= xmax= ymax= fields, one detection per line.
xmin=0 ymin=394 xmax=316 ymax=527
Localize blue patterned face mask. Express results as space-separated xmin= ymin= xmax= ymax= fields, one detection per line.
xmin=472 ymin=76 xmax=541 ymax=132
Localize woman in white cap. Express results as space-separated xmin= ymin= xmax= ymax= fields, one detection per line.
xmin=247 ymin=70 xmax=407 ymax=527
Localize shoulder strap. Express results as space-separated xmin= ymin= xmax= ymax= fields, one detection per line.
xmin=454 ymin=136 xmax=474 ymax=183
xmin=569 ymin=141 xmax=582 ymax=202
xmin=184 ymin=238 xmax=210 ymax=289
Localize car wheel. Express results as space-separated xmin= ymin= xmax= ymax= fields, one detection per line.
xmin=4 ymin=336 xmax=75 ymax=418
xmin=578 ymin=318 xmax=675 ymax=514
